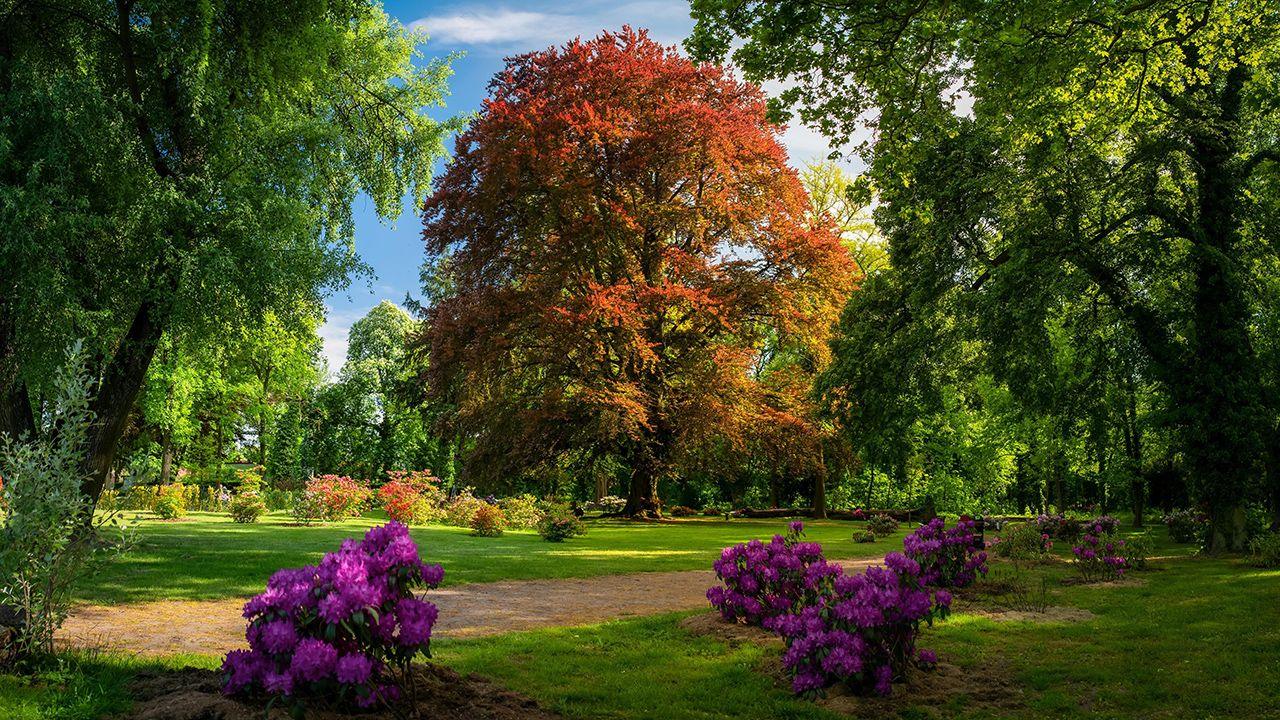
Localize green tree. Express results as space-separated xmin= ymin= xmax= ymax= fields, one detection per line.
xmin=691 ymin=0 xmax=1280 ymax=550
xmin=0 ymin=1 xmax=462 ymax=506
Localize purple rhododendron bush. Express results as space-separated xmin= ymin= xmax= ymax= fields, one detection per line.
xmin=706 ymin=522 xmax=959 ymax=698
xmin=222 ymin=521 xmax=445 ymax=712
xmin=772 ymin=552 xmax=950 ymax=696
xmin=903 ymin=517 xmax=989 ymax=589
xmin=706 ymin=521 xmax=840 ymax=626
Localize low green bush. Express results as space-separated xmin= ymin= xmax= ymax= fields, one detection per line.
xmin=153 ymin=492 xmax=186 ymax=520
xmin=992 ymin=521 xmax=1052 ymax=561
xmin=499 ymin=494 xmax=543 ymax=529
xmin=228 ymin=492 xmax=267 ymax=524
xmin=1122 ymin=532 xmax=1154 ymax=570
xmin=1249 ymin=531 xmax=1280 ymax=568
xmin=538 ymin=502 xmax=586 ymax=542
xmin=867 ymin=514 xmax=899 ymax=536
xmin=855 ymin=530 xmax=876 ymax=543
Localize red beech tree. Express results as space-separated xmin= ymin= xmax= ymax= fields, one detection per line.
xmin=419 ymin=28 xmax=852 ymax=516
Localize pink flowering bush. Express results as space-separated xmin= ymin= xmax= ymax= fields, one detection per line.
xmin=221 ymin=521 xmax=444 ymax=710
xmin=770 ymin=552 xmax=949 ymax=696
xmin=706 ymin=522 xmax=840 ymax=627
xmin=902 ymin=517 xmax=988 ymax=589
xmin=1072 ymin=521 xmax=1127 ymax=582
xmin=305 ymin=475 xmax=373 ymax=522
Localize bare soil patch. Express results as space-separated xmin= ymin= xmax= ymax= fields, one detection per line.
xmin=122 ymin=664 xmax=558 ymax=720
xmin=1059 ymin=576 xmax=1149 ymax=588
xmin=963 ymin=605 xmax=1096 ymax=623
xmin=679 ymin=612 xmax=1025 ymax=718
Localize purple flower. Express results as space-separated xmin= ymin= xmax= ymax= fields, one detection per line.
xmin=336 ymin=653 xmax=374 ymax=685
xmin=916 ymin=648 xmax=938 ymax=668
xmin=290 ymin=638 xmax=338 ymax=682
xmin=258 ymin=619 xmax=299 ymax=654
xmin=395 ymin=597 xmax=438 ymax=647
xmin=263 ymin=670 xmax=294 ymax=696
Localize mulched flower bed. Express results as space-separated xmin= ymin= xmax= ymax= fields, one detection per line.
xmin=122 ymin=663 xmax=560 ymax=720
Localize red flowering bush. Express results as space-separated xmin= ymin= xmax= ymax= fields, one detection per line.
xmin=305 ymin=475 xmax=372 ymax=522
xmin=706 ymin=522 xmax=841 ymax=627
xmin=377 ymin=471 xmax=444 ymax=525
xmin=221 ymin=521 xmax=443 ymax=711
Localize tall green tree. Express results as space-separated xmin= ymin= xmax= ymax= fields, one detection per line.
xmin=0 ymin=1 xmax=462 ymax=504
xmin=691 ymin=0 xmax=1280 ymax=550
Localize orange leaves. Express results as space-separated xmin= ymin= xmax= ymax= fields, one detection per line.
xmin=419 ymin=28 xmax=856 ymax=485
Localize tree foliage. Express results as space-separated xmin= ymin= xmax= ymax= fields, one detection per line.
xmin=419 ymin=29 xmax=853 ymax=516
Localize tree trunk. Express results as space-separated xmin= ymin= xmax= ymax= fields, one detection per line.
xmin=812 ymin=446 xmax=827 ymax=519
xmin=81 ymin=294 xmax=171 ymax=504
xmin=623 ymin=449 xmax=661 ymax=518
xmin=160 ymin=432 xmax=174 ymax=484
xmin=0 ymin=380 xmax=34 ymax=442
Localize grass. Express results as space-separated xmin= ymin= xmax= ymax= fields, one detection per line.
xmin=9 ymin=516 xmax=1274 ymax=719
xmin=79 ymin=512 xmax=904 ymax=604
xmin=435 ymin=550 xmax=1280 ymax=719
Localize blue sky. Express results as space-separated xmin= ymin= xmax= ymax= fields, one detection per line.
xmin=319 ymin=1 xmax=854 ymax=371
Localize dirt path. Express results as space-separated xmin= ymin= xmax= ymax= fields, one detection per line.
xmin=60 ymin=559 xmax=879 ymax=657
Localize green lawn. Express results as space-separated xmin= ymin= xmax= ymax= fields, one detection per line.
xmin=14 ymin=533 xmax=1277 ymax=720
xmin=79 ymin=512 xmax=904 ymax=604
xmin=434 ymin=551 xmax=1280 ymax=719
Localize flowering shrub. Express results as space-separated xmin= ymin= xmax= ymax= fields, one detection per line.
xmin=1035 ymin=513 xmax=1082 ymax=541
xmin=154 ymin=484 xmax=187 ymax=519
xmin=469 ymin=503 xmax=506 ymax=536
xmin=443 ymin=489 xmax=486 ymax=527
xmin=1248 ymin=531 xmax=1280 ymax=568
xmin=586 ymin=495 xmax=626 ymax=514
xmin=771 ymin=552 xmax=948 ymax=696
xmin=867 ymin=514 xmax=899 ymax=536
xmin=1163 ymin=509 xmax=1207 ymax=544
xmin=855 ymin=530 xmax=876 ymax=543
xmin=991 ymin=521 xmax=1052 ymax=561
xmin=499 ymin=494 xmax=543 ymax=529
xmin=903 ymin=517 xmax=988 ymax=589
xmin=290 ymin=489 xmax=327 ymax=526
xmin=305 ymin=475 xmax=372 ymax=522
xmin=221 ymin=521 xmax=444 ymax=711
xmin=706 ymin=522 xmax=840 ymax=627
xmin=377 ymin=471 xmax=445 ymax=525
xmin=229 ymin=491 xmax=267 ymax=524
xmin=537 ymin=502 xmax=586 ymax=541
xmin=1071 ymin=521 xmax=1127 ymax=582
xmin=1091 ymin=515 xmax=1121 ymax=535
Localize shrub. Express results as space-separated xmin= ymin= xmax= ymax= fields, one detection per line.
xmin=991 ymin=521 xmax=1053 ymax=562
xmin=1249 ymin=531 xmax=1280 ymax=568
xmin=1091 ymin=515 xmax=1121 ymax=535
xmin=377 ymin=471 xmax=444 ymax=525
xmin=304 ymin=475 xmax=372 ymax=522
xmin=867 ymin=514 xmax=899 ymax=536
xmin=0 ymin=343 xmax=130 ymax=663
xmin=290 ymin=490 xmax=327 ymax=526
xmin=855 ymin=530 xmax=877 ymax=543
xmin=222 ymin=521 xmax=444 ymax=712
xmin=586 ymin=495 xmax=626 ymax=514
xmin=1122 ymin=532 xmax=1153 ymax=570
xmin=498 ymin=494 xmax=543 ymax=529
xmin=469 ymin=503 xmax=506 ymax=536
xmin=903 ymin=517 xmax=988 ymax=589
xmin=153 ymin=488 xmax=187 ymax=520
xmin=1035 ymin=513 xmax=1082 ymax=541
xmin=706 ymin=522 xmax=840 ymax=627
xmin=1163 ymin=509 xmax=1207 ymax=544
xmin=443 ymin=489 xmax=486 ymax=527
xmin=228 ymin=492 xmax=267 ymax=524
xmin=537 ymin=502 xmax=587 ymax=542
xmin=669 ymin=505 xmax=698 ymax=517
xmin=770 ymin=552 xmax=949 ymax=696
xmin=1071 ymin=521 xmax=1128 ymax=582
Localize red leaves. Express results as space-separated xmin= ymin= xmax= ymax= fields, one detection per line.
xmin=419 ymin=28 xmax=853 ymax=485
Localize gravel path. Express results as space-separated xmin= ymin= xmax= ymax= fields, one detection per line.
xmin=59 ymin=559 xmax=878 ymax=656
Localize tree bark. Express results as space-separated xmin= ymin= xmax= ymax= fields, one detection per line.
xmin=623 ymin=448 xmax=661 ymax=517
xmin=81 ymin=292 xmax=171 ymax=504
xmin=812 ymin=446 xmax=827 ymax=519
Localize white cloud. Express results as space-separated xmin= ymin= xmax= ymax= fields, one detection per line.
xmin=317 ymin=306 xmax=367 ymax=378
xmin=410 ymin=1 xmax=692 ymax=51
